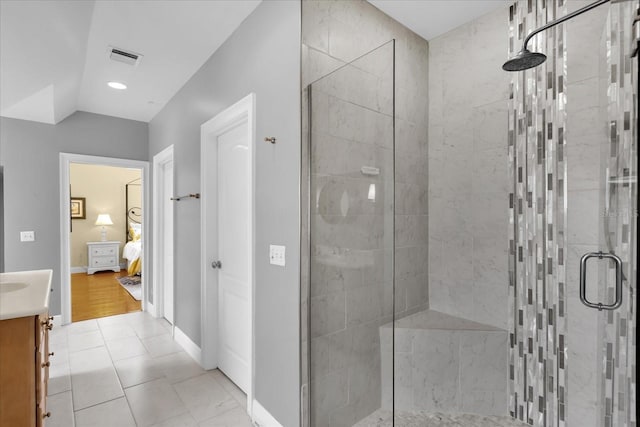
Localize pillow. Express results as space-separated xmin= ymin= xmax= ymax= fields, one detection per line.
xmin=129 ymin=223 xmax=142 ymax=241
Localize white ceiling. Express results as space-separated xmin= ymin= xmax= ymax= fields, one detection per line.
xmin=1 ymin=0 xmax=508 ymax=125
xmin=0 ymin=0 xmax=261 ymax=124
xmin=368 ymin=0 xmax=510 ymax=40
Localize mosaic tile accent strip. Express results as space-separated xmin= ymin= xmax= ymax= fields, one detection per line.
xmin=598 ymin=2 xmax=637 ymax=426
xmin=508 ymin=1 xmax=568 ymax=426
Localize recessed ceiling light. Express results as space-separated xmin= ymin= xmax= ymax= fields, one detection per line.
xmin=107 ymin=81 xmax=127 ymax=90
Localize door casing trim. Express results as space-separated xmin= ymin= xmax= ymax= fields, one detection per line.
xmin=152 ymin=145 xmax=175 ymax=322
xmin=59 ymin=153 xmax=149 ymax=325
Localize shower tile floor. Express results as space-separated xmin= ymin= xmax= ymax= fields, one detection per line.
xmin=354 ymin=410 xmax=528 ymax=427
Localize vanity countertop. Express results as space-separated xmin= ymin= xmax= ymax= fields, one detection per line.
xmin=0 ymin=269 xmax=53 ymax=320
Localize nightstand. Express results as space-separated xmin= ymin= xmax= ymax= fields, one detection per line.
xmin=86 ymin=241 xmax=121 ymax=274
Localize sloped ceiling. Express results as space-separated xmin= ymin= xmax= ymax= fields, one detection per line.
xmin=0 ymin=0 xmax=261 ymax=124
xmin=0 ymin=0 xmax=94 ymax=124
xmin=2 ymin=0 xmax=509 ymax=125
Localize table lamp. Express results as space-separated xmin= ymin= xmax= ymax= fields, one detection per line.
xmin=95 ymin=214 xmax=113 ymax=241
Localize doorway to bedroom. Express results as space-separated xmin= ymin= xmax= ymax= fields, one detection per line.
xmin=68 ymin=163 xmax=143 ymax=322
xmin=59 ymin=153 xmax=149 ymax=325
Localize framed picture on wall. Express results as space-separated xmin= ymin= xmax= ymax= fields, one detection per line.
xmin=71 ymin=197 xmax=86 ymax=219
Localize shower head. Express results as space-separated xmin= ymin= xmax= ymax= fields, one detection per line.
xmin=502 ymin=0 xmax=609 ymax=72
xmin=502 ymin=49 xmax=547 ymax=71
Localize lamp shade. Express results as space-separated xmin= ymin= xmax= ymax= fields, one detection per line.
xmin=95 ymin=214 xmax=113 ymax=226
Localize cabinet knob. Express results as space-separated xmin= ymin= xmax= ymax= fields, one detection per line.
xmin=42 ymin=361 xmax=50 ymax=368
xmin=46 ymin=324 xmax=53 ymax=331
xmin=48 ymin=316 xmax=54 ymax=321
xmin=43 ymin=412 xmax=51 ymax=418
xmin=49 ymin=352 xmax=55 ymax=357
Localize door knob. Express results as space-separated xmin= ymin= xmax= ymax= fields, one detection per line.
xmin=211 ymin=260 xmax=222 ymax=269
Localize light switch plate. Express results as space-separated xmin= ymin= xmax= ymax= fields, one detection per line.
xmin=269 ymin=245 xmax=286 ymax=266
xmin=20 ymin=231 xmax=35 ymax=242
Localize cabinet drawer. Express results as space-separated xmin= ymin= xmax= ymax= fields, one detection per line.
xmin=92 ymin=256 xmax=117 ymax=267
xmin=91 ymin=246 xmax=117 ymax=257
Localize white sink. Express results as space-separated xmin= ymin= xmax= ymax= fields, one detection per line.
xmin=0 ymin=269 xmax=53 ymax=320
xmin=0 ymin=282 xmax=29 ymax=293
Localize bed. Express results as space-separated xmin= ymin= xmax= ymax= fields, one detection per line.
xmin=123 ymin=178 xmax=142 ymax=276
xmin=123 ymin=233 xmax=142 ymax=276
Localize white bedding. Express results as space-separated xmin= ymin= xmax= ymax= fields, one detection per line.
xmin=123 ymin=240 xmax=142 ymax=262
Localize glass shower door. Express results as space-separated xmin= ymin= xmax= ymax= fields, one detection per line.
xmin=305 ymin=40 xmax=395 ymax=427
xmin=592 ymin=2 xmax=637 ymax=426
xmin=566 ymin=1 xmax=637 ymax=426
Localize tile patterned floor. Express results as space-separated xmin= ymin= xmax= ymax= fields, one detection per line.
xmin=354 ymin=410 xmax=529 ymax=427
xmin=47 ymin=311 xmax=253 ymax=427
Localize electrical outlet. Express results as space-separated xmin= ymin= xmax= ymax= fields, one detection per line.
xmin=20 ymin=231 xmax=35 ymax=242
xmin=269 ymin=245 xmax=286 ymax=267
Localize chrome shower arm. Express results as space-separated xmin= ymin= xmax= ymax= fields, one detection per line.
xmin=522 ymin=0 xmax=610 ymax=51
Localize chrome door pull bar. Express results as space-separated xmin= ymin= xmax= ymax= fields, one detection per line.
xmin=579 ymin=251 xmax=623 ymax=311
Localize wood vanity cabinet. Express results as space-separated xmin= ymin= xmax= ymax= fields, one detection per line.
xmin=0 ymin=313 xmax=52 ymax=426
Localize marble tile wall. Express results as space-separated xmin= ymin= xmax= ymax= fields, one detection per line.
xmin=379 ymin=311 xmax=508 ymax=415
xmin=507 ymin=1 xmax=569 ymax=424
xmin=428 ymin=6 xmax=511 ymax=330
xmin=430 ymin=2 xmax=636 ymax=426
xmin=507 ymin=1 xmax=637 ymax=426
xmin=302 ymin=1 xmax=429 ymax=426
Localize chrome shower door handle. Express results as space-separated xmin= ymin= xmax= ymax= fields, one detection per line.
xmin=579 ymin=251 xmax=623 ymax=311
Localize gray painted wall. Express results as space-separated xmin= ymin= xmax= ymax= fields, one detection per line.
xmin=147 ymin=1 xmax=301 ymax=425
xmin=0 ymin=112 xmax=148 ymax=315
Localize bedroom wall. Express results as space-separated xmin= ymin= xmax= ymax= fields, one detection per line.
xmin=69 ymin=163 xmax=142 ymax=269
xmin=147 ymin=1 xmax=300 ymax=425
xmin=0 ymin=111 xmax=148 ymax=315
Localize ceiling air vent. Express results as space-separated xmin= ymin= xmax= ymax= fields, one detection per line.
xmin=107 ymin=46 xmax=143 ymax=66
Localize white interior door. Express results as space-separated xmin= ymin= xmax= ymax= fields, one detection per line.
xmin=216 ymin=121 xmax=250 ymax=392
xmin=162 ymin=160 xmax=174 ymax=324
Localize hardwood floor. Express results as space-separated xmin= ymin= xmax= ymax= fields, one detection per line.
xmin=71 ymin=270 xmax=141 ymax=322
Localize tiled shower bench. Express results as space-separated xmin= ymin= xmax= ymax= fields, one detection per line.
xmin=380 ymin=309 xmax=508 ymax=415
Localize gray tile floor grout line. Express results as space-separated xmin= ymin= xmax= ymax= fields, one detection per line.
xmin=73 ymin=395 xmax=124 ymax=414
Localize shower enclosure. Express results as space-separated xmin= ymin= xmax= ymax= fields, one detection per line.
xmin=301 ymin=1 xmax=637 ymax=426
xmin=304 ymin=40 xmax=397 ymax=427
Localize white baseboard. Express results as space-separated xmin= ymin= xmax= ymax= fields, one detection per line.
xmin=252 ymin=400 xmax=283 ymax=427
xmin=174 ymin=326 xmax=202 ymax=366
xmin=146 ymin=301 xmax=159 ymax=318
xmin=70 ymin=264 xmax=125 ymax=274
